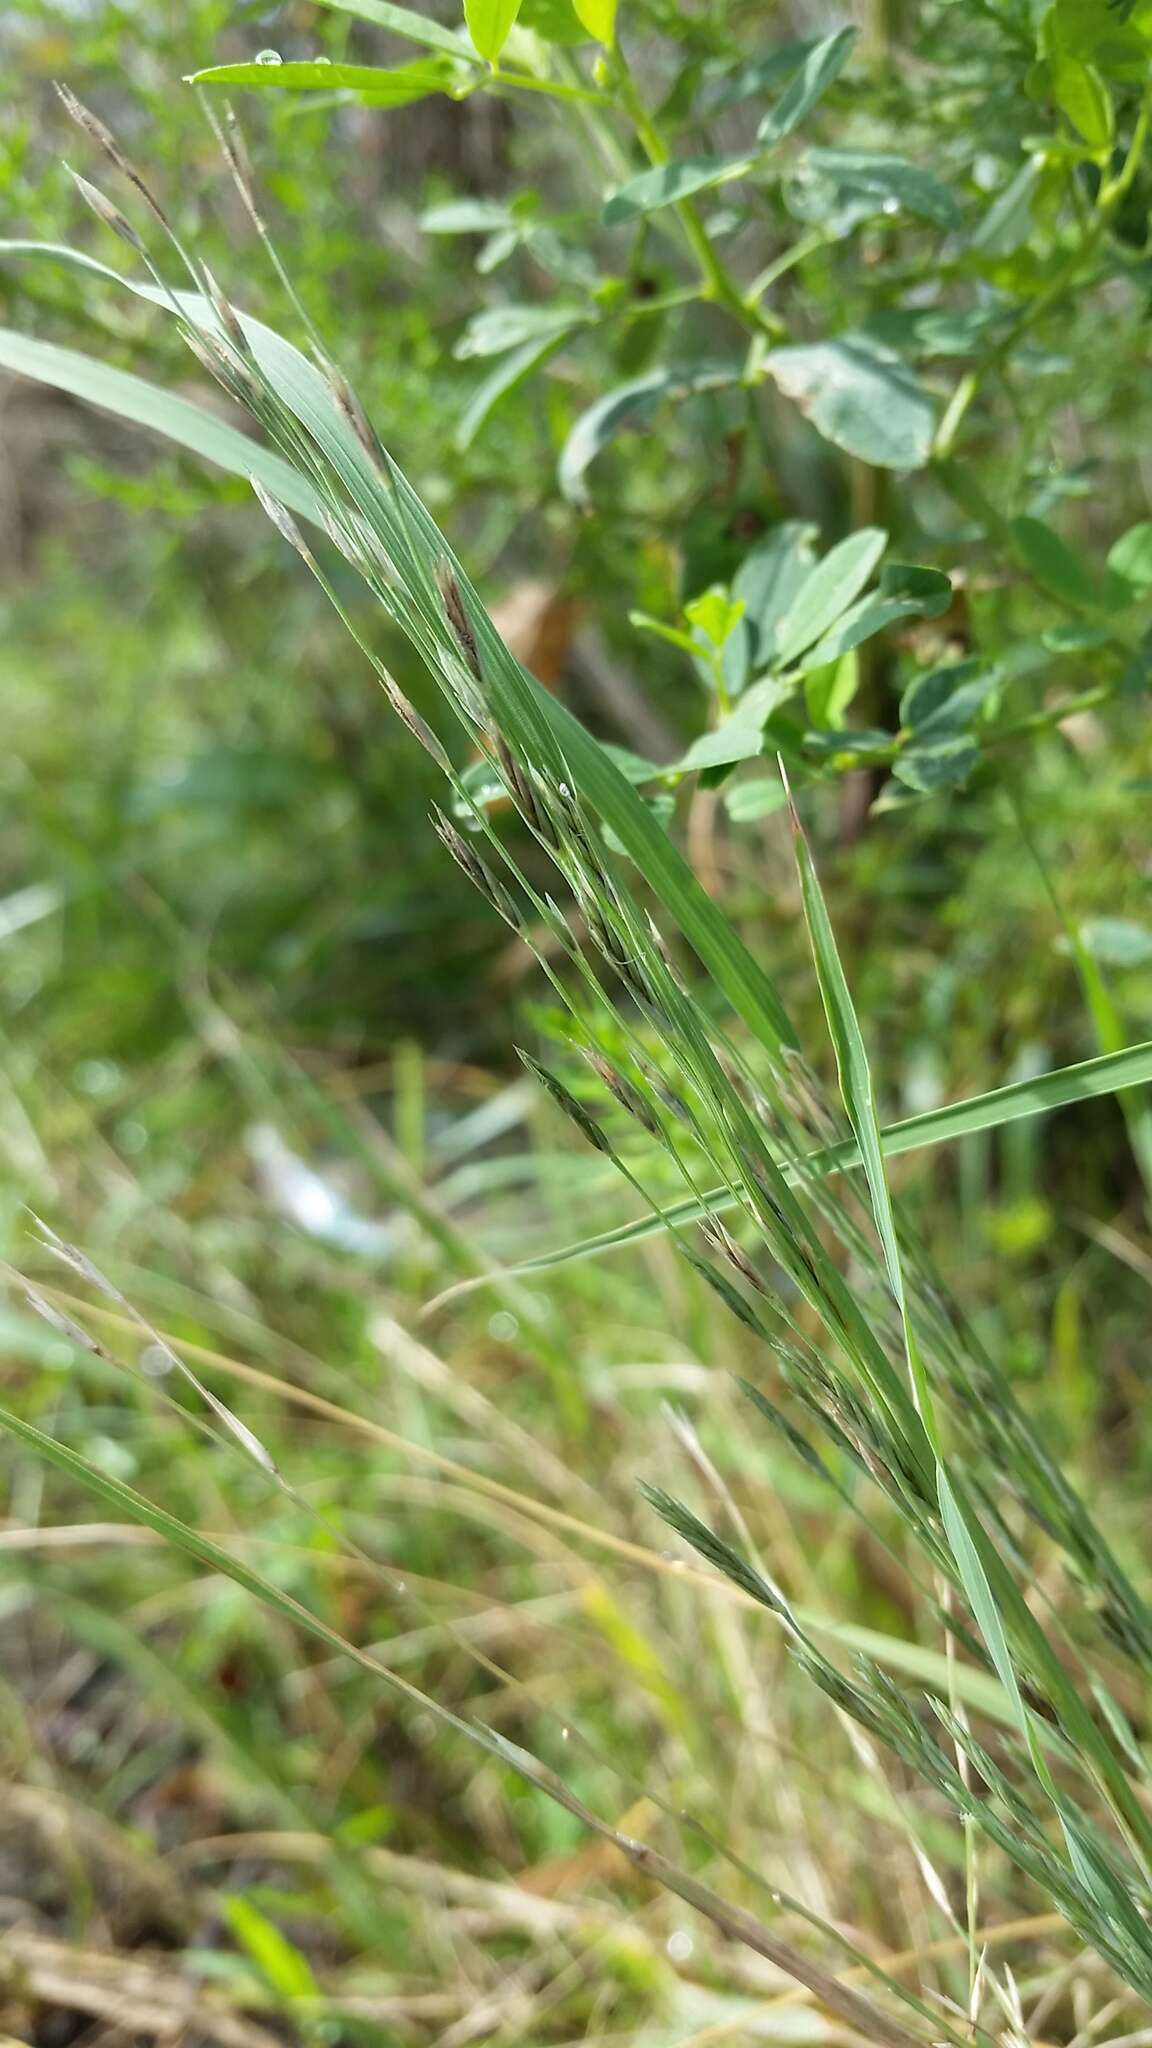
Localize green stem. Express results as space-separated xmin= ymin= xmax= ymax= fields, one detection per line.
xmin=610 ymin=49 xmax=782 ymax=341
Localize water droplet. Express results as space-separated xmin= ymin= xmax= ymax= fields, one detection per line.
xmin=560 ymin=1726 xmax=570 ymax=1740
xmin=141 ymin=1344 xmax=173 ymax=1379
xmin=314 ymin=54 xmax=332 ymax=64
xmin=666 ymin=1930 xmax=694 ymax=1963
xmin=255 ymin=48 xmax=282 ymax=65
xmin=558 ymin=780 xmax=572 ymax=798
xmin=882 ymin=197 xmax=900 ymax=216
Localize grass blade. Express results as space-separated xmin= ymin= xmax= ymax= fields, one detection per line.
xmin=428 ymin=1037 xmax=1152 ymax=1289
xmin=0 ymin=324 xmax=323 ymax=521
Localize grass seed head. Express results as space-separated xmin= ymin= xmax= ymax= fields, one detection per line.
xmin=583 ymin=1046 xmax=661 ymax=1136
xmin=437 ymin=563 xmax=484 ymax=684
xmin=431 ymin=807 xmax=521 ymax=927
xmin=382 ymin=682 xmax=452 ymax=774
xmin=331 ymin=370 xmax=387 ymax=470
xmin=56 ymin=82 xmax=172 ymax=229
xmin=699 ymin=1216 xmax=765 ymax=1292
xmin=66 ymin=166 xmax=147 ymax=253
xmin=202 ymin=265 xmax=250 ymax=355
xmin=518 ymin=1050 xmax=612 ymax=1154
xmin=250 ymin=478 xmax=313 ymax=562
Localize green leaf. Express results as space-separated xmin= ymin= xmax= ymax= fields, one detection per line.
xmin=1011 ymin=514 xmax=1098 ymax=608
xmin=971 ymin=156 xmax=1045 ymax=257
xmin=223 ymin=1896 xmax=320 ymax=2003
xmin=763 ymin=337 xmax=935 ymax=470
xmin=789 ymin=790 xmax=934 ymax=1441
xmin=187 ymin=57 xmax=458 ymax=102
xmin=311 ymin=0 xmax=470 ymax=53
xmin=1108 ymin=522 xmax=1152 ymax=588
xmin=490 ymin=1037 xmax=1152 ymax=1274
xmin=900 ymin=658 xmax=998 ymax=735
xmin=0 ymin=325 xmax=323 ymax=525
xmin=465 ymin=0 xmax=523 ymax=61
xmin=803 ymin=727 xmax=891 ymax=760
xmin=676 ymin=722 xmax=765 ymax=773
xmin=456 ymin=301 xmax=594 ymax=357
xmin=727 ymin=523 xmax=819 ymax=689
xmin=698 ymin=38 xmax=823 ymax=116
xmin=1078 ymin=918 xmax=1152 ymax=968
xmin=892 ymin=734 xmax=978 ymax=793
xmin=757 ymin=26 xmax=858 ymax=146
xmin=571 ymin=0 xmax=617 ymax=42
xmin=1049 ymin=53 xmax=1114 ymax=147
xmin=421 ymin=198 xmax=517 ymax=233
xmin=1045 ymin=0 xmax=1152 ymax=80
xmin=518 ymin=0 xmax=593 ymax=40
xmin=558 ymin=360 xmax=737 ymax=504
xmin=724 ymin=776 xmax=790 ymax=822
xmin=805 ymin=148 xmax=962 ymax=229
xmin=804 ymin=648 xmax=859 ymax=728
xmin=684 ymin=586 xmax=745 ymax=650
xmin=938 ymin=1473 xmax=1026 ymax=1723
xmin=774 ymin=528 xmax=887 ymax=667
xmin=456 ymin=331 xmax=568 ymax=449
xmin=602 ymin=153 xmax=757 ymax=225
xmin=799 ymin=564 xmax=952 ymax=670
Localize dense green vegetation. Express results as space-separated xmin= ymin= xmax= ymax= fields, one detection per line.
xmin=6 ymin=1 xmax=1152 ymax=2042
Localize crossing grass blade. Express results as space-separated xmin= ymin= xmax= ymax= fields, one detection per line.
xmin=0 ymin=324 xmax=324 ymax=522
xmin=425 ymin=1037 xmax=1152 ymax=1294
xmin=0 ymin=241 xmax=797 ymax=1059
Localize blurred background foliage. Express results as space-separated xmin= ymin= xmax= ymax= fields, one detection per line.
xmin=5 ymin=1 xmax=1152 ymax=2042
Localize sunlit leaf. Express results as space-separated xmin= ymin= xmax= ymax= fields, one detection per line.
xmin=763 ymin=337 xmax=935 ymax=469
xmin=465 ymin=0 xmax=523 ymax=61
xmin=805 ymin=648 xmax=859 ymax=728
xmin=1048 ymin=53 xmax=1114 ymax=147
xmin=799 ymin=564 xmax=952 ymax=670
xmin=311 ymin=0 xmax=470 ymax=54
xmin=571 ymin=0 xmax=617 ymax=43
xmin=774 ymin=528 xmax=887 ymax=667
xmin=1108 ymin=522 xmax=1152 ymax=588
xmin=187 ymin=57 xmax=459 ymax=103
xmin=724 ymin=776 xmax=790 ymax=822
xmin=806 ymin=148 xmax=962 ymax=228
xmin=893 ymin=734 xmax=978 ymax=793
xmin=757 ymin=26 xmax=858 ymax=146
xmin=602 ymin=153 xmax=757 ymax=225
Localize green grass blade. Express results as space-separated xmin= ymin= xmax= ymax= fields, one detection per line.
xmin=0 ymin=321 xmax=325 ymax=524
xmin=446 ymin=1037 xmax=1152 ymax=1283
xmin=1 ymin=242 xmax=799 ymax=1058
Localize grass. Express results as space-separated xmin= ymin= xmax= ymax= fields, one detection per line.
xmin=6 ymin=69 xmax=1152 ymax=2048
